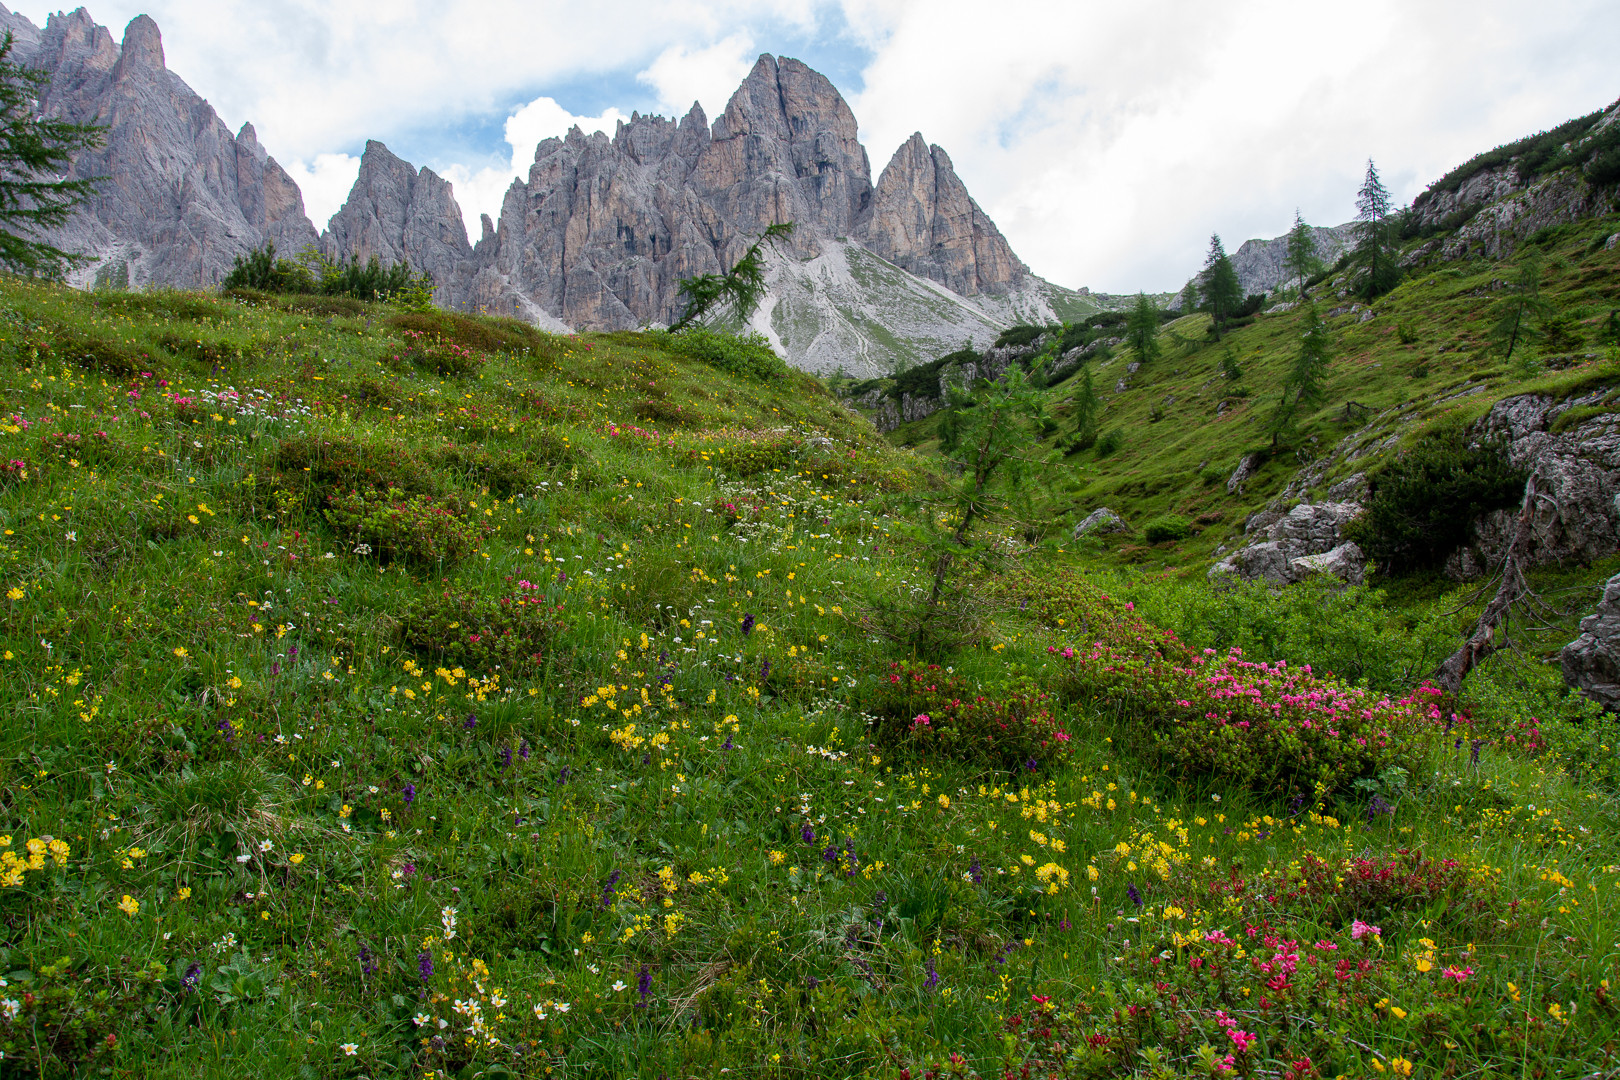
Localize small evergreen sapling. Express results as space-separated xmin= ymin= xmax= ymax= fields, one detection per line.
xmin=903 ymin=347 xmax=1052 ymax=653
xmin=1124 ymin=292 xmax=1163 ymax=366
xmin=1283 ymin=209 xmax=1322 ymax=297
xmin=670 ymin=222 xmax=794 ymax=330
xmin=1487 ymin=252 xmax=1555 ymax=365
xmin=1268 ymin=304 xmax=1332 ymax=447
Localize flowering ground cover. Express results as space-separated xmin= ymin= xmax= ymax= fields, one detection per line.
xmin=0 ymin=281 xmax=1618 ymax=1077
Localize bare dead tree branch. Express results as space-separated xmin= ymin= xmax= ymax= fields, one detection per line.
xmin=1432 ymin=473 xmax=1547 ymax=696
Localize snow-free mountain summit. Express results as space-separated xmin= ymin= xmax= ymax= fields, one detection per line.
xmin=2 ymin=5 xmax=1100 ymax=374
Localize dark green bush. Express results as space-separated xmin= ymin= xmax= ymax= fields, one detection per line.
xmin=402 ymin=583 xmax=560 ymax=674
xmin=651 ymin=327 xmax=789 ymax=381
xmin=993 ymin=324 xmax=1049 ymax=349
xmin=1142 ymin=515 xmax=1192 ymax=543
xmin=1342 ymin=424 xmax=1527 ymax=575
xmin=51 ymin=326 xmax=145 ymax=376
xmin=891 ymin=348 xmax=977 ymax=400
xmin=268 ymin=435 xmax=436 ymax=509
xmin=221 ymin=243 xmax=315 ymax=294
xmin=385 ymin=310 xmax=553 ymax=356
xmin=325 ymin=488 xmax=487 ymax=565
xmin=1094 ymin=427 xmax=1124 ymax=458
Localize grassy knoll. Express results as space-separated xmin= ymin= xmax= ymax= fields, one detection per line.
xmin=0 ymin=278 xmax=1618 ymax=1079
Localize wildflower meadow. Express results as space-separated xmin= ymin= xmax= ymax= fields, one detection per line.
xmin=0 ymin=281 xmax=1618 ymax=1078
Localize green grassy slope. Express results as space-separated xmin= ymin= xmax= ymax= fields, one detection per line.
xmin=0 ymin=278 xmax=1618 ymax=1079
xmin=876 ymin=210 xmax=1620 ymax=571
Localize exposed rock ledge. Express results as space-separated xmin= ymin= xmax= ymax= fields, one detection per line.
xmin=1562 ymin=572 xmax=1620 ymax=711
xmin=1208 ymin=501 xmax=1366 ymax=586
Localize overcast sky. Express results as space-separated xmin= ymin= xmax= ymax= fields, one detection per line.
xmin=13 ymin=0 xmax=1620 ymax=292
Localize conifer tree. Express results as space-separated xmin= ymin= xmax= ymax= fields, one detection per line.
xmin=1487 ymin=252 xmax=1555 ymax=363
xmin=1269 ymin=304 xmax=1333 ymax=447
xmin=0 ymin=31 xmax=106 ymax=277
xmin=1067 ymin=363 xmax=1101 ymax=452
xmin=1179 ymin=280 xmax=1199 ymax=315
xmin=1199 ymin=233 xmax=1242 ymax=341
xmin=1124 ymin=291 xmax=1163 ymax=366
xmin=1353 ymin=160 xmax=1399 ymax=300
xmin=670 ymin=222 xmax=793 ymax=330
xmin=1283 ymin=209 xmax=1321 ymax=297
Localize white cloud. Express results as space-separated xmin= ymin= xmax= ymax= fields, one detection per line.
xmin=438 ymin=98 xmax=629 ymax=243
xmin=636 ymin=33 xmax=758 ymax=121
xmin=282 ymin=152 xmax=362 ymax=233
xmin=841 ymin=0 xmax=1620 ymax=291
xmin=11 ymin=0 xmax=1620 ymax=290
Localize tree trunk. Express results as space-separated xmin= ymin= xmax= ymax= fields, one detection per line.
xmin=1431 ymin=474 xmax=1540 ymax=696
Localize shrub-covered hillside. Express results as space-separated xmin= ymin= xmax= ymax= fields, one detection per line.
xmin=867 ymin=208 xmax=1620 ymax=573
xmin=2 ymin=279 xmax=1620 ymax=1079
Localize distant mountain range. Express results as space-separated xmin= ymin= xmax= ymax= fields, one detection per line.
xmin=0 ymin=5 xmax=1118 ymax=374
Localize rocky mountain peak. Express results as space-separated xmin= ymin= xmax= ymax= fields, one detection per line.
xmin=322 ymin=140 xmax=471 ymax=304
xmin=862 ymin=130 xmax=1027 ymax=297
xmin=115 ymin=13 xmax=162 ymax=74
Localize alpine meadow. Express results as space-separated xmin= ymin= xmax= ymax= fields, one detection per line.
xmin=4 ymin=5 xmax=1620 ymax=1080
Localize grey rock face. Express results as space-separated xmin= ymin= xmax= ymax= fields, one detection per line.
xmin=1437 ymin=170 xmax=1615 ymax=261
xmin=321 ymin=141 xmax=472 ymax=306
xmin=341 ymin=52 xmax=1047 ymax=364
xmin=1227 ymin=223 xmax=1356 ymax=297
xmin=1208 ymin=501 xmax=1366 ymax=586
xmin=4 ymin=5 xmax=318 ymax=288
xmin=1074 ymin=508 xmax=1129 ymax=537
xmin=1226 ymin=453 xmax=1260 ymax=495
xmin=1442 ymin=393 xmax=1620 ymax=578
xmin=1561 ymin=573 xmax=1620 ymax=710
xmin=865 ymin=134 xmax=1027 ymax=297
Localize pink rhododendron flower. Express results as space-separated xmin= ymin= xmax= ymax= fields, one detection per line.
xmin=1350 ymin=920 xmax=1381 ymax=940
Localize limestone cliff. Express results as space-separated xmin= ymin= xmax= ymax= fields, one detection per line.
xmin=863 ymin=133 xmax=1028 ymax=298
xmin=0 ymin=5 xmax=319 ymax=288
xmin=321 ymin=141 xmax=472 ymax=306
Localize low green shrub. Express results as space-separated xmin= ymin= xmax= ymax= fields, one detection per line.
xmin=267 ymin=434 xmax=436 ymax=509
xmin=385 ymin=310 xmax=553 ymax=356
xmin=863 ymin=661 xmax=1074 ymax=769
xmin=401 ymin=582 xmax=561 ymax=673
xmin=325 ymin=488 xmax=487 ymax=564
xmin=1343 ymin=424 xmax=1526 ymax=575
xmin=1116 ymin=575 xmax=1454 ymax=693
xmin=1051 ymin=643 xmax=1438 ymax=801
xmin=993 ymin=324 xmax=1048 ymax=349
xmin=1095 ymin=428 xmax=1124 ymax=457
xmin=652 ymin=328 xmax=789 ymax=381
xmin=389 ymin=328 xmax=483 ymax=376
xmin=1142 ymin=515 xmax=1191 ymax=543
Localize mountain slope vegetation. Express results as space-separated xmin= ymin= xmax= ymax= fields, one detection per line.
xmin=0 ymin=264 xmax=1618 ymax=1078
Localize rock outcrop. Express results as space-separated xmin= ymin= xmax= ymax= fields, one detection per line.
xmin=321 ymin=141 xmax=473 ymax=306
xmin=1443 ymin=393 xmax=1620 ymax=578
xmin=2 ymin=5 xmax=319 ymax=288
xmin=1406 ymin=96 xmax=1620 ymax=263
xmin=1208 ymin=501 xmax=1366 ymax=586
xmin=1561 ymin=572 xmax=1620 ymax=710
xmin=1074 ymin=508 xmax=1129 ymax=537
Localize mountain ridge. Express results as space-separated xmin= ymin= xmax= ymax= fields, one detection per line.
xmin=0 ymin=8 xmax=1097 ymax=374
